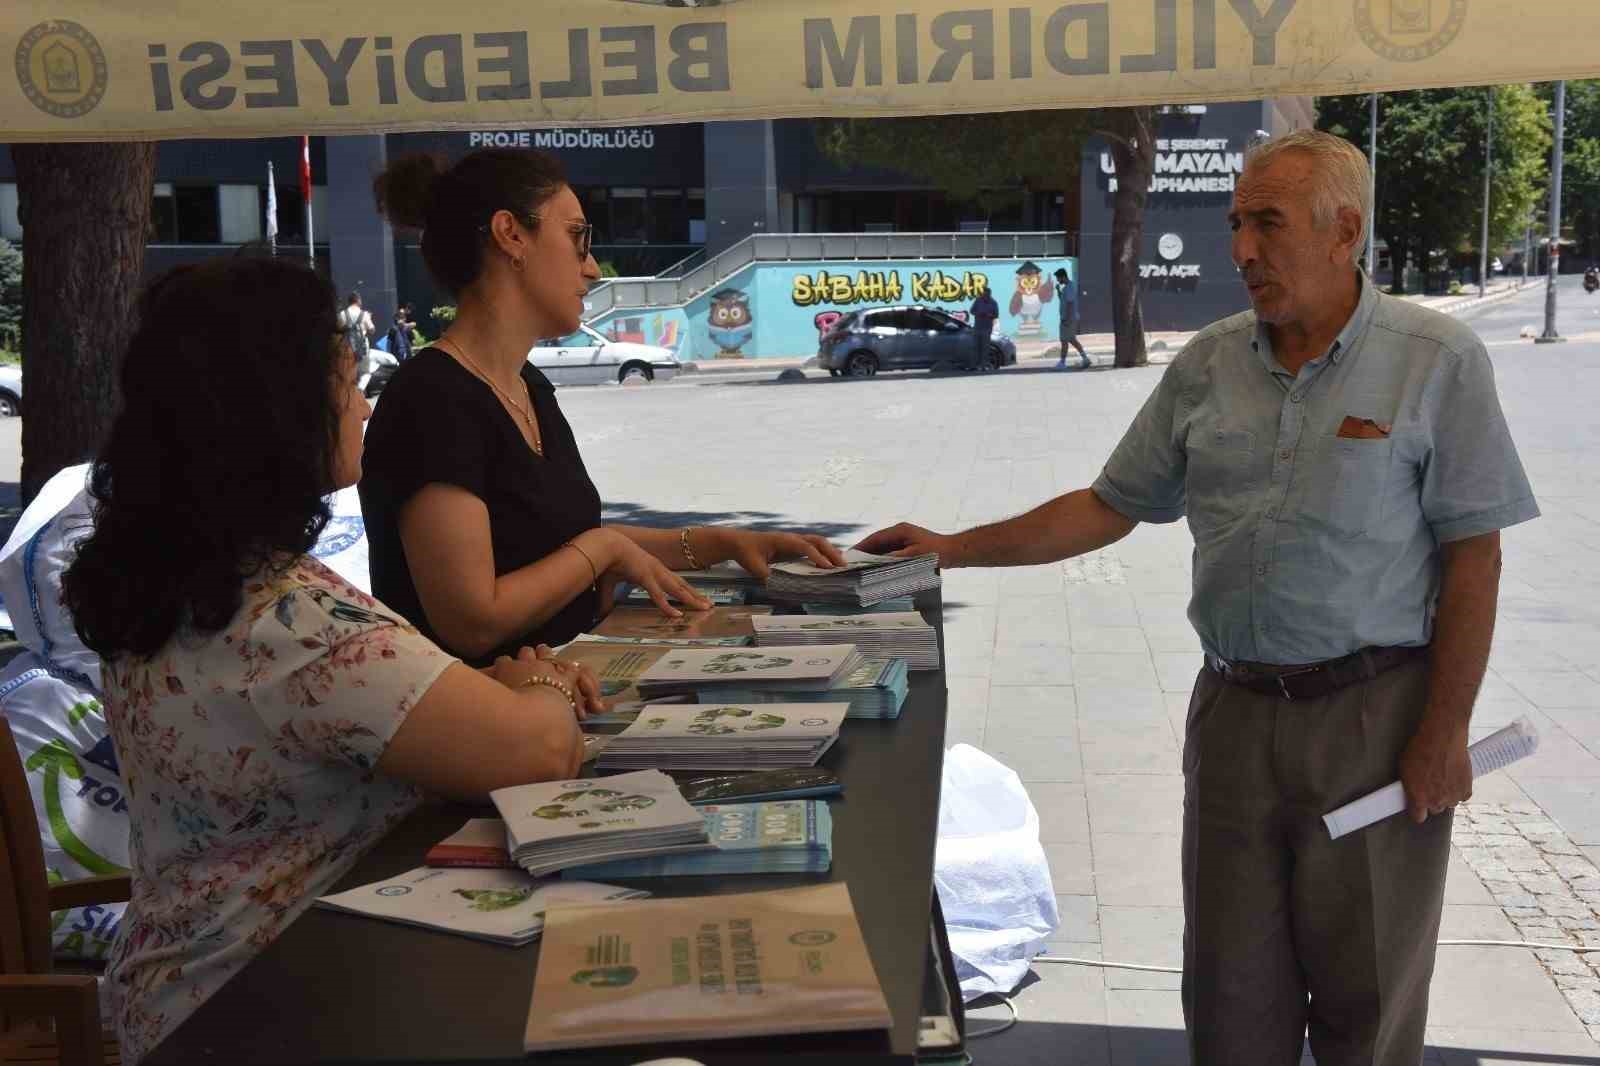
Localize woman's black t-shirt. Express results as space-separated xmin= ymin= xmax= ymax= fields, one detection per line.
xmin=359 ymin=348 xmax=602 ymax=665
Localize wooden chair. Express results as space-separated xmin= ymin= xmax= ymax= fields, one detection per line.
xmin=0 ymin=717 xmax=128 ymax=1066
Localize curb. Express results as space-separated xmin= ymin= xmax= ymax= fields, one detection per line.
xmin=1405 ymin=283 xmax=1527 ymax=317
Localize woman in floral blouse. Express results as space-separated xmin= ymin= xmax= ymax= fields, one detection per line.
xmin=61 ymin=257 xmax=590 ymax=1066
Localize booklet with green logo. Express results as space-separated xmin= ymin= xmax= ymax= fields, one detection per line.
xmin=525 ymin=881 xmax=891 ymax=1051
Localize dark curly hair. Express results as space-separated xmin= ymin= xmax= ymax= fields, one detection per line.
xmin=62 ymin=256 xmax=344 ymax=658
xmin=372 ymin=148 xmax=568 ymax=295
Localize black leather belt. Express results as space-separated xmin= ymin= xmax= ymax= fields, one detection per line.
xmin=1206 ymin=645 xmax=1429 ymax=702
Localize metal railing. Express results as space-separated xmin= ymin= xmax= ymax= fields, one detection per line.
xmin=583 ymin=231 xmax=1073 ymax=317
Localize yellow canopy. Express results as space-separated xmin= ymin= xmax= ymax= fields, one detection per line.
xmin=6 ymin=0 xmax=1599 ymax=141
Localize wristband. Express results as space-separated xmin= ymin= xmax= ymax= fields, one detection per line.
xmin=680 ymin=526 xmax=703 ymax=570
xmin=518 ymin=674 xmax=577 ymax=711
xmin=565 ymin=538 xmax=598 ymax=588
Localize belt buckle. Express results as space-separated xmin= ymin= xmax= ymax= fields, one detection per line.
xmin=1273 ymin=663 xmax=1321 ymax=702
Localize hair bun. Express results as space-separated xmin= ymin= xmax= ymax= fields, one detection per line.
xmin=373 ymin=153 xmax=445 ymax=231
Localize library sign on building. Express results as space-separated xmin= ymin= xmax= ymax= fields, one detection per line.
xmin=1077 ymin=101 xmax=1267 ymax=334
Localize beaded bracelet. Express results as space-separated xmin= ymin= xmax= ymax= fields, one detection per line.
xmin=679 ymin=526 xmax=702 ymax=570
xmin=518 ymin=674 xmax=577 ymax=711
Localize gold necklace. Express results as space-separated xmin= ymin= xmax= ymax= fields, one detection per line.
xmin=441 ymin=338 xmax=543 ymax=457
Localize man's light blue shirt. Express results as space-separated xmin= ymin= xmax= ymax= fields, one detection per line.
xmin=1091 ymin=273 xmax=1539 ymax=666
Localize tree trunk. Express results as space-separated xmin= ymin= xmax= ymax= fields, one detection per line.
xmin=12 ymin=142 xmax=157 ymax=503
xmin=1106 ymin=108 xmax=1156 ymax=369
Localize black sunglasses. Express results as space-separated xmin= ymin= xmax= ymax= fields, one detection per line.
xmin=478 ymin=214 xmax=594 ymax=261
xmin=529 ymin=214 xmax=594 ymax=260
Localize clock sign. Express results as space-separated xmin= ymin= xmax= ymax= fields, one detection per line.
xmin=1158 ymin=233 xmax=1185 ymax=261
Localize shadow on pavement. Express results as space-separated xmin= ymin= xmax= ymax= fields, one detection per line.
xmin=602 ymin=501 xmax=864 ymax=542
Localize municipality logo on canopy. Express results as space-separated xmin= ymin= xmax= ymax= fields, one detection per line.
xmin=15 ymin=19 xmax=107 ymax=118
xmin=1355 ymin=0 xmax=1468 ymax=62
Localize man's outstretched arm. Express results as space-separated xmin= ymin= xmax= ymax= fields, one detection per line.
xmin=855 ymin=488 xmax=1137 ymax=569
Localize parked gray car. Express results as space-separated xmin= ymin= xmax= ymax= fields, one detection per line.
xmin=816 ymin=306 xmax=1018 ymax=377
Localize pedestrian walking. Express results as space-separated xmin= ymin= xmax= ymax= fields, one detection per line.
xmin=387 ymin=303 xmax=416 ymax=362
xmin=1053 ymin=267 xmax=1090 ymax=369
xmin=968 ymin=286 xmax=999 ymax=371
xmin=339 ymin=292 xmax=374 ymax=380
xmin=858 ymin=130 xmax=1538 ymax=1066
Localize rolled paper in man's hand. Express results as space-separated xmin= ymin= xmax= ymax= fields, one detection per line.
xmin=1322 ymin=717 xmax=1541 ymax=840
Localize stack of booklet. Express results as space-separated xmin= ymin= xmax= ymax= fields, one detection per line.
xmin=489 ymin=770 xmax=712 ymax=878
xmin=802 ymin=596 xmax=915 ymax=615
xmin=751 ymin=612 xmax=940 ymax=670
xmin=315 ymin=867 xmax=645 ymax=946
xmin=626 ymin=581 xmax=749 ymax=606
xmin=634 ymin=643 xmax=864 ymax=699
xmin=554 ymin=639 xmax=674 ymax=701
xmin=588 ymin=605 xmax=772 ymax=646
xmin=596 ymin=702 xmax=848 ymax=771
xmin=560 ymin=799 xmax=832 ymax=879
xmin=696 ymin=657 xmax=910 ymax=720
xmin=524 ymin=882 xmax=892 ymax=1052
xmin=767 ymin=549 xmax=939 ymax=606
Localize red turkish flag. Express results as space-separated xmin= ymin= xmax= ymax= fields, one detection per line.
xmin=300 ymin=136 xmax=312 ymax=204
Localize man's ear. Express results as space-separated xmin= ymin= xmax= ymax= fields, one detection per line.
xmin=1333 ymin=205 xmax=1364 ymax=266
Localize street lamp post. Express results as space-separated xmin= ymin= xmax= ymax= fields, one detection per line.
xmin=1366 ymin=93 xmax=1378 ymax=277
xmin=1479 ymin=87 xmax=1493 ymax=298
xmin=1538 ymin=80 xmax=1566 ymax=343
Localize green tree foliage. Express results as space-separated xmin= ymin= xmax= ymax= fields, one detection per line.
xmin=1546 ymin=80 xmax=1600 ymax=261
xmin=1319 ymin=87 xmax=1550 ymax=292
xmin=0 ymin=238 xmax=20 ymax=352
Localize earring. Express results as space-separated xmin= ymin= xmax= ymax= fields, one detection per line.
xmin=512 ymin=256 xmax=525 ymax=271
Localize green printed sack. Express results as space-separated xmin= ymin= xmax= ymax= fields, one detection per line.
xmin=0 ymin=653 xmax=128 ymax=961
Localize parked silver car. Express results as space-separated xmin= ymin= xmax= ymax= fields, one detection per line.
xmin=816 ymin=306 xmax=1017 ymax=377
xmin=0 ymin=365 xmax=20 ymax=417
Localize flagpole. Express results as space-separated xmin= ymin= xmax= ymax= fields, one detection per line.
xmin=266 ymin=160 xmax=278 ymax=256
xmin=301 ymin=135 xmax=315 ymax=272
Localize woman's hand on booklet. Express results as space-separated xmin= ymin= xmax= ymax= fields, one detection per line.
xmin=607 ymin=533 xmax=713 ymax=617
xmin=529 ymin=644 xmax=607 ymax=718
xmin=854 ymin=523 xmax=957 ymax=564
xmin=703 ymin=528 xmax=845 ymax=581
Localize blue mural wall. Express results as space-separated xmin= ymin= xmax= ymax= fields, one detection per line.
xmin=588 ymin=257 xmax=1078 ymax=361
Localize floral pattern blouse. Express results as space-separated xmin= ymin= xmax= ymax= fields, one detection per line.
xmin=100 ymin=557 xmax=454 ymax=1065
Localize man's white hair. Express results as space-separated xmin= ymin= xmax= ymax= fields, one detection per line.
xmin=1244 ymin=129 xmax=1372 ymax=233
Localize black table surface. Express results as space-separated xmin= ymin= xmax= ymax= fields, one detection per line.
xmin=148 ymin=591 xmax=952 ymax=1066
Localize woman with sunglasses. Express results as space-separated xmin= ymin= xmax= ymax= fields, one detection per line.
xmin=360 ymin=149 xmax=844 ymax=667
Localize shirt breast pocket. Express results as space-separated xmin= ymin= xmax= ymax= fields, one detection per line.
xmin=1315 ymin=436 xmax=1395 ymax=537
xmin=1186 ymin=425 xmax=1256 ymax=536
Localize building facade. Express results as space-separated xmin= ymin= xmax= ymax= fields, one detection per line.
xmin=0 ymin=98 xmax=1309 ymax=350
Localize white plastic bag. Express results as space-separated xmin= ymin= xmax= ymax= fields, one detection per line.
xmin=934 ymin=743 xmax=1060 ymax=1001
xmin=0 ymin=463 xmax=99 ymax=692
xmin=0 ymin=653 xmax=129 ymax=961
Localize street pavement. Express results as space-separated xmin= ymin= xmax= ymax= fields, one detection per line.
xmin=2 ymin=276 xmax=1599 ymax=1061
xmin=553 ymin=274 xmax=1600 ymax=1064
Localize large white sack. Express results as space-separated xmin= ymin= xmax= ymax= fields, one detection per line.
xmin=934 ymin=743 xmax=1060 ymax=1002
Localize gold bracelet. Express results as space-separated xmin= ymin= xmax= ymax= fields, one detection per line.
xmin=518 ymin=674 xmax=577 ymax=710
xmin=565 ymin=538 xmax=598 ymax=589
xmin=680 ymin=526 xmax=702 ymax=570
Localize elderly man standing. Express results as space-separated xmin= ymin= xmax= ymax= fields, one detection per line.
xmin=858 ymin=130 xmax=1538 ymax=1065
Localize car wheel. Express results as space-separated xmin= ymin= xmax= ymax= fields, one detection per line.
xmin=0 ymin=391 xmax=16 ymax=417
xmin=618 ymin=362 xmax=654 ymax=384
xmin=828 ymin=369 xmax=841 ymax=378
xmin=988 ymin=345 xmax=1005 ymax=370
xmin=846 ymin=350 xmax=878 ymax=377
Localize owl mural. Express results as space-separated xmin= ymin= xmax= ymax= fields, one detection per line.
xmin=1008 ymin=261 xmax=1054 ymax=337
xmin=707 ymin=288 xmax=754 ymax=356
